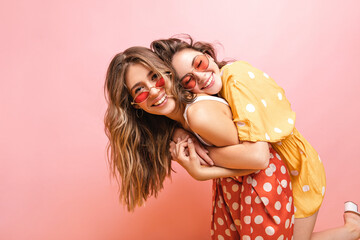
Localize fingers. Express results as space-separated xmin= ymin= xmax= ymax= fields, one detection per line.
xmin=187 ymin=138 xmax=197 ymax=160
xmin=199 ymin=144 xmax=209 ymax=154
xmin=170 ymin=137 xmax=189 ymax=160
xmin=199 ymin=158 xmax=208 ymax=166
xmin=196 ymin=147 xmax=214 ymax=166
xmin=187 ymin=139 xmax=214 ymax=167
xmin=193 ymin=141 xmax=214 ymax=166
xmin=170 ymin=139 xmax=189 ymax=166
xmin=171 ymin=137 xmax=209 ymax=168
xmin=175 ymin=138 xmax=188 ymax=157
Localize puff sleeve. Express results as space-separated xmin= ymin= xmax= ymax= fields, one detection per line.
xmin=219 ymin=61 xmax=296 ymax=142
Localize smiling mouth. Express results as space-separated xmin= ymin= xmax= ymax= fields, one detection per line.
xmin=152 ymin=94 xmax=167 ymax=106
xmin=201 ymin=74 xmax=214 ymax=90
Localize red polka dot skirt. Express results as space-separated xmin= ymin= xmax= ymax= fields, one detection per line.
xmin=211 ymin=147 xmax=294 ymax=240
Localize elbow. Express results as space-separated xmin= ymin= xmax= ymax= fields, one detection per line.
xmin=195 ymin=177 xmax=207 ymax=181
xmin=254 ymin=150 xmax=270 ymax=170
xmin=257 ymin=155 xmax=270 ymax=169
xmin=191 ymin=172 xmax=210 ymax=181
xmin=192 ymin=175 xmax=208 ymax=181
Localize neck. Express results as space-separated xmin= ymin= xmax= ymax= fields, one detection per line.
xmin=166 ymin=103 xmax=188 ymax=129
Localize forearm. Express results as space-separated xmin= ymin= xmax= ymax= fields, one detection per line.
xmin=193 ymin=166 xmax=256 ymax=181
xmin=208 ymin=142 xmax=270 ymax=170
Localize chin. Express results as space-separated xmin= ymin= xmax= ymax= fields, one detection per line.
xmin=206 ymin=84 xmax=222 ymax=95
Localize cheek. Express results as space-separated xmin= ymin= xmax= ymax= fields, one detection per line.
xmin=164 ymin=78 xmax=173 ymax=92
xmin=136 ymin=102 xmax=149 ymax=112
xmin=213 ymin=75 xmax=223 ymax=92
xmin=140 ymin=98 xmax=177 ymax=116
xmin=190 ymin=86 xmax=203 ymax=94
xmin=214 ymin=74 xmax=223 ymax=88
xmin=205 ymin=75 xmax=223 ymax=95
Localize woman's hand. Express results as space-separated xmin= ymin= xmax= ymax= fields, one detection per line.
xmin=171 ymin=137 xmax=257 ymax=181
xmin=170 ymin=134 xmax=214 ymax=166
xmin=170 ymin=137 xmax=204 ymax=180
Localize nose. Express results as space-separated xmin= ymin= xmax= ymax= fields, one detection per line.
xmin=148 ymin=86 xmax=161 ymax=97
xmin=193 ymin=71 xmax=207 ymax=84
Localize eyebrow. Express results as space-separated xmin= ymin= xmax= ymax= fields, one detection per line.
xmin=130 ymin=70 xmax=154 ymax=92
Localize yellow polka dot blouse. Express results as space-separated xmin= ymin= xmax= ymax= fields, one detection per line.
xmin=220 ymin=61 xmax=326 ymax=218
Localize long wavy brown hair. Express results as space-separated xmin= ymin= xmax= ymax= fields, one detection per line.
xmin=104 ymin=46 xmax=179 ymax=211
xmin=151 ymin=34 xmax=230 ymax=101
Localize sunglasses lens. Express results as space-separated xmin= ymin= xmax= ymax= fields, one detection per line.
xmin=132 ymin=76 xmax=165 ymax=104
xmin=181 ymin=76 xmax=196 ymax=89
xmin=134 ymin=91 xmax=149 ymax=103
xmin=155 ymin=77 xmax=165 ymax=87
xmin=194 ymin=55 xmax=209 ymax=71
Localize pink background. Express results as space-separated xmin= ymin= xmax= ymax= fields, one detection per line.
xmin=1 ymin=0 xmax=359 ymax=239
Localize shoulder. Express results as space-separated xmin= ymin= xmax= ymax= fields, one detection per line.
xmin=186 ymin=99 xmax=231 ymax=129
xmin=185 ymin=98 xmax=239 ymax=146
xmin=221 ymin=61 xmax=269 ymax=81
xmin=221 ymin=61 xmax=253 ymax=75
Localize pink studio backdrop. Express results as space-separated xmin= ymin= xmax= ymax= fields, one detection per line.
xmin=1 ymin=0 xmax=359 ymax=239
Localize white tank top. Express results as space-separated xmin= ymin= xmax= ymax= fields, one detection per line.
xmin=183 ymin=95 xmax=229 ymax=146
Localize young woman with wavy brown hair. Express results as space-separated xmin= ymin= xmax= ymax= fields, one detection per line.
xmin=104 ymin=47 xmax=179 ymax=211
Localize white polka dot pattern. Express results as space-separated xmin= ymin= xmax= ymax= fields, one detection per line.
xmin=263 ymin=183 xmax=272 ymax=192
xmin=248 ymin=72 xmax=255 ymax=79
xmin=211 ymin=147 xmax=294 ymax=239
xmin=275 ymin=201 xmax=281 ymax=210
xmin=246 ymin=104 xmax=255 ymax=112
xmin=232 ymin=202 xmax=239 ymax=210
xmin=237 ymin=121 xmax=245 ymax=127
xmin=261 ymin=99 xmax=267 ymax=107
xmin=274 ymin=128 xmax=282 ymax=133
xmin=244 ymin=216 xmax=251 ymax=224
xmin=265 ymin=226 xmax=275 ymax=236
xmin=255 ymin=215 xmax=263 ymax=224
xmin=273 ymin=216 xmax=281 ymax=225
xmin=302 ymin=185 xmax=310 ymax=192
xmin=265 ymin=133 xmax=270 ymax=140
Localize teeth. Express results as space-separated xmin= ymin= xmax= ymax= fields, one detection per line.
xmin=154 ymin=95 xmax=166 ymax=106
xmin=203 ymin=74 xmax=213 ymax=88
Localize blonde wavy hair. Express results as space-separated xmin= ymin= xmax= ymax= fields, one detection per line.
xmin=104 ymin=46 xmax=179 ymax=211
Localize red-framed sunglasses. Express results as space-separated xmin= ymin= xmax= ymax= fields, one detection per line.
xmin=131 ymin=76 xmax=165 ymax=105
xmin=180 ymin=54 xmax=209 ymax=90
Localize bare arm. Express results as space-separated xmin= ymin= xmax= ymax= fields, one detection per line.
xmin=172 ymin=127 xmax=214 ymax=166
xmin=172 ymin=137 xmax=256 ymax=181
xmin=187 ymin=100 xmax=269 ymax=170
xmin=207 ymin=142 xmax=270 ymax=169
